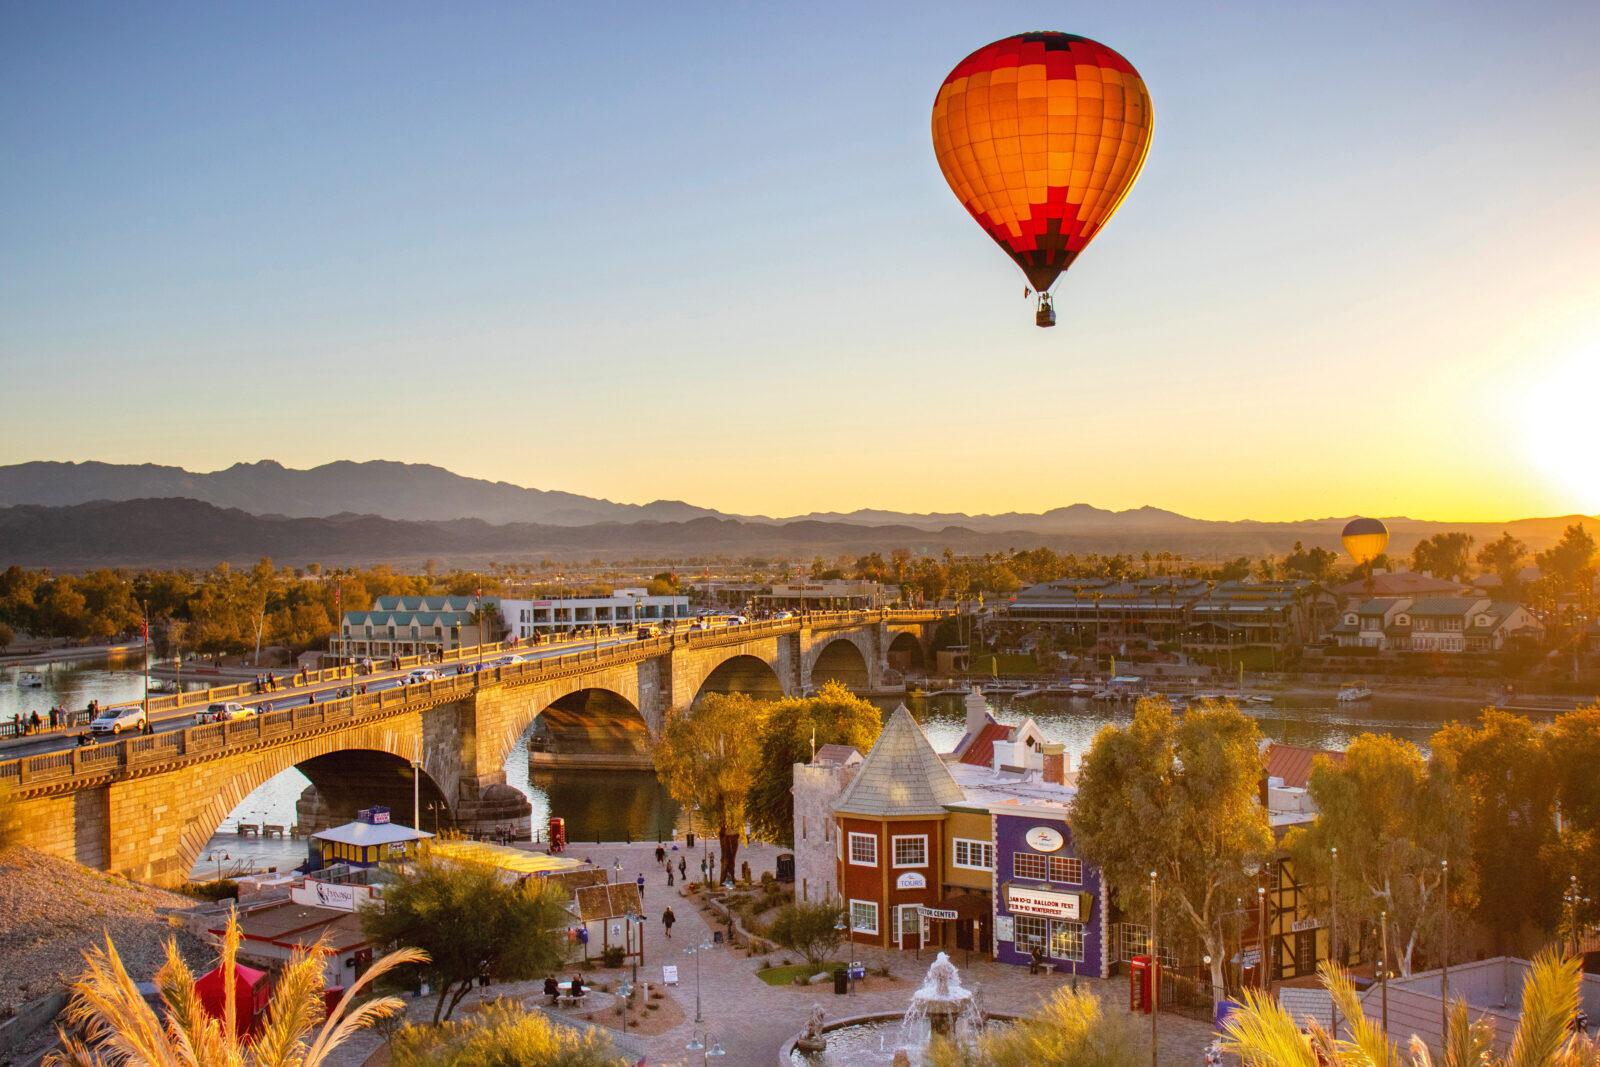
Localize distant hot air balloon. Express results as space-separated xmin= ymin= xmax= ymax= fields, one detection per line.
xmin=931 ymin=32 xmax=1154 ymax=327
xmin=1341 ymin=518 xmax=1389 ymax=565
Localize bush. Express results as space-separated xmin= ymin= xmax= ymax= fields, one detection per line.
xmin=599 ymin=946 xmax=626 ymax=968
xmin=767 ymin=901 xmax=845 ymax=967
xmin=183 ymin=878 xmax=239 ymax=901
xmin=391 ymin=999 xmax=626 ymax=1066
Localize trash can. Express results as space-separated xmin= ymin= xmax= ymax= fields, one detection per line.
xmin=833 ymin=968 xmax=849 ymax=995
xmin=686 ymin=832 xmax=696 ymax=850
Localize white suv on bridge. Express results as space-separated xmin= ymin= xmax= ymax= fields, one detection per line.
xmin=89 ymin=705 xmax=147 ymax=735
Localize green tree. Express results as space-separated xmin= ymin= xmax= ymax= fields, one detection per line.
xmin=1285 ymin=734 xmax=1467 ymax=975
xmin=926 ymin=984 xmax=1140 ymax=1067
xmin=389 ymin=999 xmax=625 ymax=1067
xmin=1432 ymin=710 xmax=1559 ymax=954
xmin=1411 ymin=532 xmax=1475 ymax=581
xmin=767 ymin=901 xmax=846 ymax=967
xmin=0 ymin=621 xmax=12 ymax=653
xmin=653 ymin=692 xmax=769 ymax=881
xmin=1546 ymin=706 xmax=1600 ymax=934
xmin=360 ymin=856 xmax=572 ymax=1023
xmin=746 ymin=682 xmax=882 ymax=846
xmin=1070 ymin=698 xmax=1274 ymax=1001
xmin=1476 ymin=531 xmax=1529 ymax=590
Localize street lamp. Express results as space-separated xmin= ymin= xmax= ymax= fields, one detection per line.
xmin=1257 ymin=883 xmax=1268 ymax=991
xmin=617 ymin=980 xmax=633 ymax=1031
xmin=686 ymin=1030 xmax=726 ymax=1065
xmin=1440 ymin=858 xmax=1451 ymax=1039
xmin=205 ymin=851 xmax=230 ymax=884
xmin=1149 ymin=869 xmax=1158 ymax=1067
xmin=1378 ymin=909 xmax=1390 ymax=1035
xmin=624 ymin=910 xmax=643 ymax=984
xmin=685 ymin=940 xmax=712 ymax=1023
xmin=1330 ymin=845 xmax=1339 ymax=1035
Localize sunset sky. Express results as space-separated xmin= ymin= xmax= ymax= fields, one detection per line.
xmin=3 ymin=1 xmax=1598 ymax=521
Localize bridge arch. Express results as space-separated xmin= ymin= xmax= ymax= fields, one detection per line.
xmin=525 ymin=688 xmax=652 ymax=760
xmin=175 ymin=734 xmax=451 ymax=885
xmin=886 ymin=631 xmax=925 ymax=673
xmin=693 ymin=654 xmax=784 ymax=704
xmin=809 ymin=637 xmax=871 ymax=690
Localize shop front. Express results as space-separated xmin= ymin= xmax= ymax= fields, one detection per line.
xmin=992 ymin=813 xmax=1108 ymax=977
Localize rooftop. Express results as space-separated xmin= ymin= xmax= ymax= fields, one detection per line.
xmin=833 ymin=706 xmax=966 ymax=817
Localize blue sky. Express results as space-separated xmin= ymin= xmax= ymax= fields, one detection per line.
xmin=3 ymin=1 xmax=1598 ymax=519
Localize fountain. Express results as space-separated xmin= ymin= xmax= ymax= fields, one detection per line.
xmin=785 ymin=953 xmax=1008 ymax=1066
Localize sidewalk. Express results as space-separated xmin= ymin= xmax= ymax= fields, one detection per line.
xmin=327 ymin=838 xmax=1223 ymax=1066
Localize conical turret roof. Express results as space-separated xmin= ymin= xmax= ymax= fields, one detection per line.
xmin=832 ymin=705 xmax=965 ymax=817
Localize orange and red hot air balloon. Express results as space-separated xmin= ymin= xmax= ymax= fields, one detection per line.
xmin=931 ymin=32 xmax=1153 ymax=326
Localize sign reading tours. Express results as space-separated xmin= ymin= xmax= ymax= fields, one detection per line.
xmin=1024 ymin=826 xmax=1065 ymax=853
xmin=896 ymin=872 xmax=927 ymax=890
xmin=1007 ymin=885 xmax=1085 ymax=921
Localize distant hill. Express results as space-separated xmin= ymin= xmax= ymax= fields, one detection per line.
xmin=0 ymin=461 xmax=1595 ymax=568
xmin=1 ymin=497 xmax=1596 ymax=571
xmin=0 ymin=460 xmax=732 ymax=526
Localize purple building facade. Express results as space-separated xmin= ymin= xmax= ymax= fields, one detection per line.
xmin=991 ymin=810 xmax=1110 ymax=978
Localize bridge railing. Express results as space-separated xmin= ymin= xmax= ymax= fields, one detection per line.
xmin=0 ymin=608 xmax=956 ymax=788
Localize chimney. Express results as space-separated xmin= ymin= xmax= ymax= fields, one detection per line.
xmin=964 ymin=686 xmax=989 ymax=739
xmin=1042 ymin=742 xmax=1066 ymax=786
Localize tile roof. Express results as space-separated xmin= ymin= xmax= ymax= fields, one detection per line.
xmin=833 ymin=706 xmax=966 ymax=817
xmin=957 ymin=721 xmax=1012 ymax=768
xmin=1333 ymin=572 xmax=1465 ymax=597
xmin=813 ymin=744 xmax=863 ymax=766
xmin=1407 ymin=597 xmax=1483 ymax=616
xmin=573 ymin=881 xmax=644 ymax=922
xmin=1263 ymin=742 xmax=1344 ymax=790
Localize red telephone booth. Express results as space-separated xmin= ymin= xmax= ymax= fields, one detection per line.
xmin=1129 ymin=955 xmax=1159 ymax=1014
xmin=548 ymin=817 xmax=566 ymax=853
xmin=195 ymin=962 xmax=270 ymax=1036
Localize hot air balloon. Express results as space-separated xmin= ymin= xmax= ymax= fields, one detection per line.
xmin=931 ymin=32 xmax=1153 ymax=327
xmin=1341 ymin=518 xmax=1389 ymax=565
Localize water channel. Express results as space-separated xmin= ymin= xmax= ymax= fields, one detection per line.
xmin=0 ymin=657 xmax=1530 ymax=881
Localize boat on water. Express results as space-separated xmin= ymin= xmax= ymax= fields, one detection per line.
xmin=17 ymin=671 xmax=43 ymax=688
xmin=1336 ymin=686 xmax=1373 ymax=702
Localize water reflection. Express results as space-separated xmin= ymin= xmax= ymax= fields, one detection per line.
xmin=1 ymin=651 xmax=206 ymax=723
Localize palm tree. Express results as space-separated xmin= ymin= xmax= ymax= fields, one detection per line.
xmin=1221 ymin=951 xmax=1598 ymax=1067
xmin=47 ymin=912 xmax=426 ymax=1066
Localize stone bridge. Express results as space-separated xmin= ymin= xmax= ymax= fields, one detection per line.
xmin=0 ymin=610 xmax=948 ymax=886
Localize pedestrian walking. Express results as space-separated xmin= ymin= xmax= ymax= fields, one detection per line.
xmin=667 ymin=867 xmax=675 ymax=887
xmin=635 ymin=873 xmax=645 ymax=901
xmin=655 ymin=844 xmax=666 ymax=866
xmin=662 ymin=906 xmax=676 ymax=940
xmin=679 ymin=856 xmax=687 ymax=880
xmin=29 ymin=710 xmax=42 ymax=734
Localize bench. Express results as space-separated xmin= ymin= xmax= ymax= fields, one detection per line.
xmin=235 ymin=823 xmax=260 ymax=837
xmin=262 ymin=825 xmax=285 ymax=839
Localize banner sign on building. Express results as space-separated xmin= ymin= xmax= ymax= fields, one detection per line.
xmin=896 ymin=872 xmax=927 ymax=890
xmin=920 ymin=907 xmax=960 ymax=920
xmin=1007 ymin=885 xmax=1086 ymax=921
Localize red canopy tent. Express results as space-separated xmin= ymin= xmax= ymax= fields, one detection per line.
xmin=195 ymin=962 xmax=270 ymax=1037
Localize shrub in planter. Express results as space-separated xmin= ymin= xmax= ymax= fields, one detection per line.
xmin=600 ymin=946 xmax=626 ymax=968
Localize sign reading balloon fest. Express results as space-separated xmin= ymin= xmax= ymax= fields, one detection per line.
xmin=932 ymin=32 xmax=1153 ymax=327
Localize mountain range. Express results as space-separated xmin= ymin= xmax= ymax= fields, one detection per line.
xmin=0 ymin=460 xmax=1595 ymax=569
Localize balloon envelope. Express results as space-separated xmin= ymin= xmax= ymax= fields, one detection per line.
xmin=931 ymin=32 xmax=1153 ymax=293
xmin=1341 ymin=518 xmax=1389 ymax=564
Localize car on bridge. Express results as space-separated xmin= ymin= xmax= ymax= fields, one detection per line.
xmin=404 ymin=668 xmax=440 ymax=684
xmin=89 ymin=705 xmax=147 ymax=735
xmin=195 ymin=702 xmax=253 ymax=724
xmin=635 ymin=624 xmax=661 ymax=639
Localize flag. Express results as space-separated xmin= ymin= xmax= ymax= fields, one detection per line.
xmin=140 ymin=616 xmax=149 ymax=641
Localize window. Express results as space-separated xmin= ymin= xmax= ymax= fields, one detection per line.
xmin=1049 ymin=856 xmax=1083 ymax=884
xmin=892 ymin=835 xmax=928 ymax=868
xmin=849 ymin=899 xmax=879 ymax=935
xmin=1013 ymin=914 xmax=1048 ymax=951
xmin=1049 ymin=920 xmax=1085 ymax=962
xmin=848 ymin=833 xmax=878 ymax=867
xmin=1013 ymin=852 xmax=1048 ymax=880
xmin=952 ymin=839 xmax=994 ymax=871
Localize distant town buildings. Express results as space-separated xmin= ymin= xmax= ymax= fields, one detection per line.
xmin=329 ymin=595 xmax=499 ymax=661
xmin=1330 ymin=597 xmax=1543 ymax=653
xmin=755 ymin=580 xmax=887 ymax=612
xmin=497 ymin=589 xmax=690 ymax=638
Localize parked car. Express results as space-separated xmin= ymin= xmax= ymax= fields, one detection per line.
xmin=635 ymin=624 xmax=661 ymax=640
xmin=89 ymin=705 xmax=147 ymax=735
xmin=196 ymin=701 xmax=252 ymax=724
xmin=404 ymin=668 xmax=440 ymax=684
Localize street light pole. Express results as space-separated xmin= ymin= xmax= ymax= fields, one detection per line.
xmin=1257 ymin=883 xmax=1268 ymax=991
xmin=1440 ymin=858 xmax=1451 ymax=1039
xmin=1379 ymin=909 xmax=1390 ymax=1036
xmin=1150 ymin=869 xmax=1158 ymax=1067
xmin=1330 ymin=845 xmax=1339 ymax=1035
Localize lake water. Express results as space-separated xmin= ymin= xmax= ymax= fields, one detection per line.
xmin=4 ymin=658 xmax=1515 ymax=880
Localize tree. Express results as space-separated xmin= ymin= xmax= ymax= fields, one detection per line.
xmin=653 ymin=692 xmax=769 ymax=882
xmin=46 ymin=911 xmax=420 ymax=1067
xmin=1285 ymin=734 xmax=1467 ymax=975
xmin=1476 ymin=532 xmax=1528 ymax=590
xmin=1546 ymin=706 xmax=1600 ymax=934
xmin=925 ymin=984 xmax=1141 ymax=1067
xmin=360 ymin=856 xmax=571 ymax=1023
xmin=1432 ymin=710 xmax=1559 ymax=953
xmin=1410 ymin=532 xmax=1475 ymax=581
xmin=0 ymin=621 xmax=12 ymax=652
xmin=767 ymin=901 xmax=846 ymax=967
xmin=1070 ymin=698 xmax=1274 ymax=1002
xmin=746 ymin=682 xmax=882 ymax=846
xmin=1221 ymin=952 xmax=1597 ymax=1067
xmin=389 ymin=999 xmax=625 ymax=1067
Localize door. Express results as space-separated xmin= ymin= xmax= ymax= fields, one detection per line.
xmin=893 ymin=905 xmax=925 ymax=950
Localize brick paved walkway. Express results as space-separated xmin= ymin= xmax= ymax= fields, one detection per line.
xmin=330 ymin=839 xmax=1227 ymax=1066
